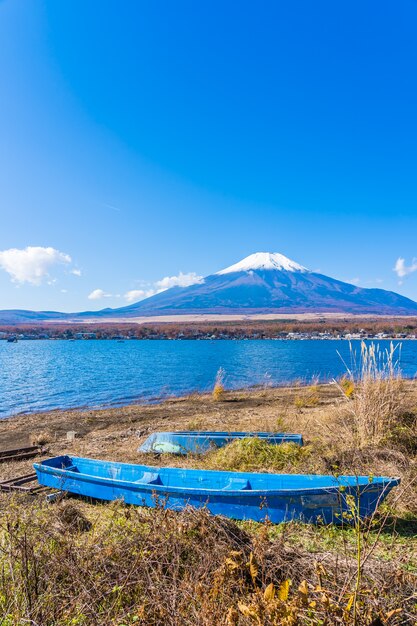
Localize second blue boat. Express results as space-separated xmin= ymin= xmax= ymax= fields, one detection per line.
xmin=139 ymin=431 xmax=303 ymax=454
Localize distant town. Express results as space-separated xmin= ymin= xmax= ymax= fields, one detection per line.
xmin=2 ymin=318 xmax=417 ymax=341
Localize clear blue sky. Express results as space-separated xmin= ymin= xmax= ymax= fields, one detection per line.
xmin=1 ymin=0 xmax=417 ymax=311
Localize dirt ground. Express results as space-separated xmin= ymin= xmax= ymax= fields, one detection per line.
xmin=0 ymin=384 xmax=345 ymax=479
xmin=1 ymin=381 xmax=416 ymax=483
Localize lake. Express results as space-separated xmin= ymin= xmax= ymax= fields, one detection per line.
xmin=1 ymin=339 xmax=417 ymax=418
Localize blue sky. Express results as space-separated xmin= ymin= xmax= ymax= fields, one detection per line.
xmin=1 ymin=0 xmax=417 ymax=312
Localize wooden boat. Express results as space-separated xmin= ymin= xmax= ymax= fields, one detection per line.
xmin=34 ymin=455 xmax=399 ymax=524
xmin=139 ymin=431 xmax=303 ymax=454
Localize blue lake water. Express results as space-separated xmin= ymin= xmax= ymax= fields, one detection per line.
xmin=1 ymin=339 xmax=417 ymax=418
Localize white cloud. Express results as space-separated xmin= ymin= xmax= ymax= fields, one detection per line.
xmin=0 ymin=246 xmax=72 ymax=285
xmin=71 ymin=268 xmax=82 ymax=276
xmin=393 ymin=257 xmax=417 ymax=279
xmin=89 ymin=272 xmax=204 ymax=305
xmin=88 ymin=289 xmax=115 ymax=300
xmin=124 ymin=289 xmax=156 ymax=303
xmin=155 ymin=271 xmax=204 ymax=291
xmin=103 ymin=202 xmax=121 ymax=212
xmin=123 ymin=271 xmax=204 ymax=304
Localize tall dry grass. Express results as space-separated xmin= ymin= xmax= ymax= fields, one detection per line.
xmin=336 ymin=342 xmax=408 ymax=447
xmin=213 ymin=366 xmax=226 ymax=401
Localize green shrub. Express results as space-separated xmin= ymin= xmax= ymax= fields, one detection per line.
xmin=204 ymin=439 xmax=310 ymax=472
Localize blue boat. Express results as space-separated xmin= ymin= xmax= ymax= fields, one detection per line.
xmin=139 ymin=431 xmax=303 ymax=454
xmin=34 ymin=455 xmax=399 ymax=524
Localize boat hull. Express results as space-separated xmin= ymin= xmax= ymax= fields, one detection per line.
xmin=139 ymin=431 xmax=303 ymax=454
xmin=34 ymin=456 xmax=399 ymax=525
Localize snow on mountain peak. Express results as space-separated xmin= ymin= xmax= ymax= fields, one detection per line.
xmin=216 ymin=252 xmax=308 ymax=275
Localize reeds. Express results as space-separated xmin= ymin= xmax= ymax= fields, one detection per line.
xmin=337 ymin=341 xmax=407 ymax=447
xmin=212 ymin=366 xmax=226 ymax=401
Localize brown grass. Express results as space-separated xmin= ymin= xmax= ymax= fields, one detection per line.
xmin=213 ymin=366 xmax=226 ymax=401
xmin=0 ymin=498 xmax=415 ymax=626
xmin=336 ymin=342 xmax=412 ymax=447
xmin=29 ymin=430 xmax=54 ymax=446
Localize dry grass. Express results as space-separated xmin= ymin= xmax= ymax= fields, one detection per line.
xmin=293 ymin=382 xmax=321 ymax=409
xmin=29 ymin=430 xmax=54 ymax=446
xmin=0 ymin=498 xmax=415 ymax=626
xmin=203 ymin=439 xmax=311 ymax=473
xmin=336 ymin=342 xmax=409 ymax=447
xmin=213 ymin=366 xmax=226 ymax=401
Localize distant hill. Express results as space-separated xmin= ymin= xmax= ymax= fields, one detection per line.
xmin=1 ymin=252 xmax=417 ymax=324
xmin=0 ymin=309 xmax=71 ymax=324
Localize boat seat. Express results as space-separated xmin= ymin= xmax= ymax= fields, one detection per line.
xmin=64 ymin=465 xmax=79 ymax=472
xmin=134 ymin=472 xmax=163 ymax=485
xmin=222 ymin=478 xmax=252 ymax=491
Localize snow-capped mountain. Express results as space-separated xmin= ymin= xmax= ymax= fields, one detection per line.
xmin=115 ymin=252 xmax=417 ymax=316
xmin=2 ymin=252 xmax=417 ymax=323
xmin=216 ymin=252 xmax=308 ymax=274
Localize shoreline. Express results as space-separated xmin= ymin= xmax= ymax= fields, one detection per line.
xmin=2 ymin=336 xmax=417 ymax=341
xmin=2 ymin=335 xmax=417 ymax=341
xmin=2 ymin=316 xmax=417 ymax=341
xmin=0 ymin=381 xmax=302 ymax=425
xmin=2 ymin=369 xmax=417 ymax=423
xmin=1 ymin=378 xmax=416 ymax=455
xmin=0 ymin=383 xmax=334 ymax=454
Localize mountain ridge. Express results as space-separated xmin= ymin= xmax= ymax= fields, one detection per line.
xmin=1 ymin=252 xmax=417 ymax=323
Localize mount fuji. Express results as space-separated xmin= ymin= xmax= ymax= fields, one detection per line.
xmin=114 ymin=252 xmax=417 ymax=317
xmin=1 ymin=252 xmax=417 ymax=324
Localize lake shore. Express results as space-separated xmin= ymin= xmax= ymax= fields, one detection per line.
xmin=3 ymin=338 xmax=417 ymax=419
xmin=3 ymin=313 xmax=417 ymax=341
xmin=1 ymin=381 xmax=416 ymax=624
xmin=0 ymin=380 xmax=416 ymax=479
xmin=0 ymin=384 xmax=337 ymax=469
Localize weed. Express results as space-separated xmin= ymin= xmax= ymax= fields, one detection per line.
xmin=213 ymin=367 xmax=226 ymax=401
xmin=204 ymin=439 xmax=310 ymax=472
xmin=294 ymin=387 xmax=320 ymax=409
xmin=340 ymin=375 xmax=355 ymax=398
xmin=185 ymin=418 xmax=204 ymax=431
xmin=29 ymin=430 xmax=53 ymax=446
xmin=336 ymin=342 xmax=409 ymax=447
